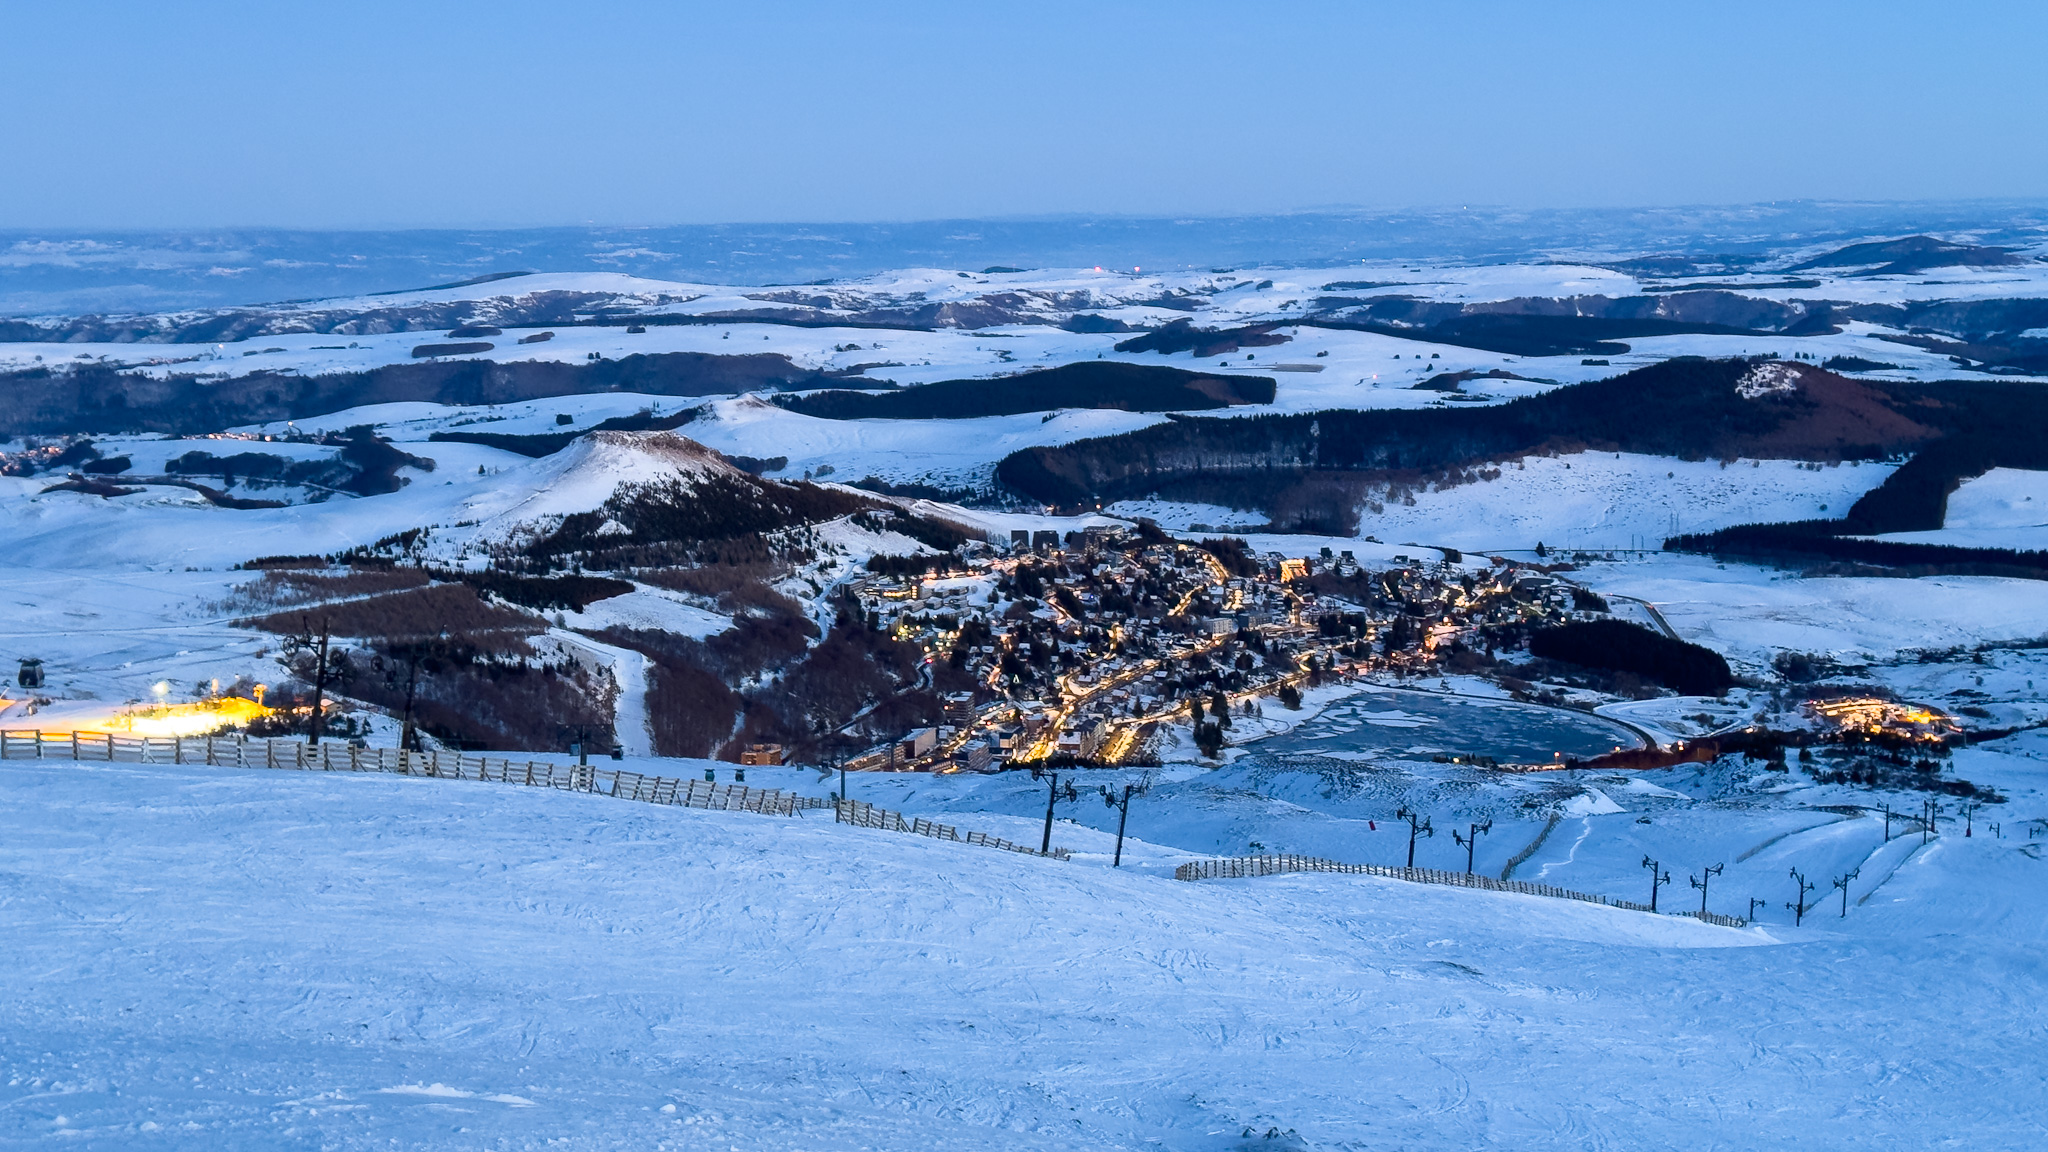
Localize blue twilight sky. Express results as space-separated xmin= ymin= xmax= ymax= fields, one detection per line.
xmin=2 ymin=0 xmax=2043 ymax=228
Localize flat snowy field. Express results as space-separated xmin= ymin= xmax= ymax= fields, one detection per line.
xmin=4 ymin=754 xmax=2046 ymax=1151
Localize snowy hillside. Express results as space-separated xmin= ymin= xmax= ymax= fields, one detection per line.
xmin=4 ymin=755 xmax=2045 ymax=1150
xmin=1116 ymin=452 xmax=1896 ymax=552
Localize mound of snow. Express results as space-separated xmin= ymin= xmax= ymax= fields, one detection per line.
xmin=1562 ymin=787 xmax=1627 ymax=816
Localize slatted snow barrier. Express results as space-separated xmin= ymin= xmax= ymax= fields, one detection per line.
xmin=0 ymin=730 xmax=827 ymax=818
xmin=1175 ymin=853 xmax=1747 ymax=927
xmin=1 ymin=730 xmax=1075 ymax=865
xmin=834 ymin=799 xmax=1070 ymax=860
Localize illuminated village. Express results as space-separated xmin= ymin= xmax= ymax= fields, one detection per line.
xmin=828 ymin=526 xmax=1583 ymax=773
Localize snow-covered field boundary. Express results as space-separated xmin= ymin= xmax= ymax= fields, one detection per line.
xmin=835 ymin=798 xmax=1071 ymax=859
xmin=0 ymin=729 xmax=821 ymax=815
xmin=0 ymin=728 xmax=1076 ymax=861
xmin=1178 ymin=852 xmax=1752 ymax=928
xmin=5 ymin=726 xmax=1763 ymax=927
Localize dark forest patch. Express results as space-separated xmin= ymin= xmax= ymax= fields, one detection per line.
xmin=453 ymin=571 xmax=635 ymax=613
xmin=775 ymin=361 xmax=1274 ymax=420
xmin=1822 ymin=356 xmax=1900 ymax=373
xmin=1303 ymin=314 xmax=1768 ymax=357
xmin=1530 ymin=620 xmax=1733 ymax=696
xmin=0 ymin=352 xmax=819 ymax=437
xmin=1058 ymin=313 xmax=1137 ymax=333
xmin=1668 ymin=377 xmax=2048 ymax=574
xmin=1790 ymin=235 xmax=2027 ymax=276
xmin=411 ymin=341 xmax=496 ymax=358
xmin=429 ymin=406 xmax=702 ymax=457
xmin=996 ymin=358 xmax=1938 ymax=514
xmin=168 ymin=426 xmax=433 ymax=496
xmin=1297 ymin=289 xmax=1834 ymax=355
xmin=1412 ymin=368 xmax=1541 ymax=392
xmin=1113 ymin=320 xmax=1293 ymax=358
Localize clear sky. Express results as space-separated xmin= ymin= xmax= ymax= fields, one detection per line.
xmin=3 ymin=0 xmax=2043 ymax=228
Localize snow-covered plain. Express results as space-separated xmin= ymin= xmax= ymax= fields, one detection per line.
xmin=5 ymin=752 xmax=2047 ymax=1151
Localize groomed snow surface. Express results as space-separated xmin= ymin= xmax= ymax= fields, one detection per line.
xmin=4 ymin=754 xmax=2046 ymax=1150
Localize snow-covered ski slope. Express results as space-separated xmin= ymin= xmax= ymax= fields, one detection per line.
xmin=4 ymin=754 xmax=2045 ymax=1150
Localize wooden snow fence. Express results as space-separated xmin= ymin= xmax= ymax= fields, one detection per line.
xmin=1 ymin=730 xmax=1071 ymax=864
xmin=0 ymin=729 xmax=826 ymax=818
xmin=834 ymin=799 xmax=1070 ymax=860
xmin=1175 ymin=853 xmax=1748 ymax=928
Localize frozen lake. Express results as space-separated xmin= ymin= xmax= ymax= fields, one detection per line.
xmin=1253 ymin=687 xmax=1642 ymax=766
